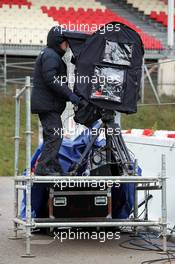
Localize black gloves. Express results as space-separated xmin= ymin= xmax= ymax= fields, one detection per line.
xmin=69 ymin=93 xmax=88 ymax=108
xmin=69 ymin=93 xmax=81 ymax=105
xmin=78 ymin=98 xmax=88 ymax=108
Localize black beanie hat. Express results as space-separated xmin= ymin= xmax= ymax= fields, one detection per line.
xmin=47 ymin=26 xmax=66 ymax=56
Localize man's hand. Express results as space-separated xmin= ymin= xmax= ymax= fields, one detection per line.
xmin=69 ymin=93 xmax=81 ymax=105
xmin=78 ymin=98 xmax=88 ymax=108
xmin=69 ymin=93 xmax=88 ymax=108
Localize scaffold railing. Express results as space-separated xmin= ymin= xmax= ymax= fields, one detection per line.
xmin=11 ymin=76 xmax=167 ymax=257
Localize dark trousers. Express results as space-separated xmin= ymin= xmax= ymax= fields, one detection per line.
xmin=36 ymin=111 xmax=63 ymax=173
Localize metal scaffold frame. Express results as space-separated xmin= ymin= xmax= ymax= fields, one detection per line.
xmin=12 ymin=76 xmax=168 ymax=257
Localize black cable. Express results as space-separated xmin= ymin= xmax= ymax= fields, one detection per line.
xmin=139 ymin=234 xmax=175 ymax=254
xmin=119 ymin=232 xmax=175 ymax=256
xmin=130 ymin=237 xmax=172 ymax=254
xmin=126 ymin=231 xmax=175 ymax=264
xmin=129 ymin=241 xmax=159 ymax=252
xmin=119 ymin=238 xmax=147 ymax=251
xmin=137 ymin=208 xmax=146 ymax=218
xmin=119 ymin=236 xmax=160 ymax=252
xmin=143 ymin=232 xmax=175 ymax=254
xmin=141 ymin=257 xmax=175 ymax=264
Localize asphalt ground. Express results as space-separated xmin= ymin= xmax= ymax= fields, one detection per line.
xmin=0 ymin=177 xmax=174 ymax=264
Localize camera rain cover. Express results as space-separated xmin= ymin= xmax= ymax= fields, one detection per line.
xmin=102 ymin=40 xmax=133 ymax=66
xmin=69 ymin=22 xmax=144 ymax=114
xmin=90 ymin=66 xmax=125 ymax=102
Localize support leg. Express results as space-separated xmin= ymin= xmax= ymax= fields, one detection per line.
xmin=9 ymin=91 xmax=22 ymax=240
xmin=21 ymin=226 xmax=35 ymax=258
xmin=161 ymin=154 xmax=167 ymax=252
xmin=133 ymin=160 xmax=138 ymax=234
xmin=21 ymin=183 xmax=35 ymax=258
xmin=21 ymin=78 xmax=35 ymax=258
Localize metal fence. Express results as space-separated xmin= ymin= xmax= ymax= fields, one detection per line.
xmin=0 ymin=27 xmax=48 ymax=45
xmin=1 ymin=54 xmax=175 ymax=106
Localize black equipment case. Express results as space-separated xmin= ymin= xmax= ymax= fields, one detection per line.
xmin=49 ymin=186 xmax=109 ymax=219
xmin=48 ymin=163 xmax=123 ymax=219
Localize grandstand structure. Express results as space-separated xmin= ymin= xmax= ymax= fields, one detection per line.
xmin=0 ymin=0 xmax=174 ymax=55
xmin=0 ymin=0 xmax=175 ymax=96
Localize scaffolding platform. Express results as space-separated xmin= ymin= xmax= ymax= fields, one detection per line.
xmin=12 ymin=77 xmax=168 ymax=257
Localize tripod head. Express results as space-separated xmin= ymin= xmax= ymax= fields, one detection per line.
xmin=101 ymin=109 xmax=115 ymax=123
xmin=100 ymin=109 xmax=120 ymax=132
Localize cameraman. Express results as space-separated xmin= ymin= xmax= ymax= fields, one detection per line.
xmin=31 ymin=26 xmax=83 ymax=176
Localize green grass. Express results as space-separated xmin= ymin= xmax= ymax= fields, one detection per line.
xmin=0 ymin=95 xmax=175 ymax=176
xmin=121 ymin=84 xmax=175 ymax=130
xmin=0 ymin=95 xmax=38 ymax=176
xmin=122 ymin=104 xmax=175 ymax=130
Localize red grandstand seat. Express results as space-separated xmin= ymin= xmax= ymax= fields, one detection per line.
xmin=59 ymin=7 xmax=66 ymax=12
xmin=68 ymin=7 xmax=75 ymax=13
xmin=162 ymin=16 xmax=167 ymax=26
xmin=50 ymin=6 xmax=56 ymax=12
xmin=0 ymin=0 xmax=32 ymax=7
xmin=87 ymin=9 xmax=94 ymax=16
xmin=159 ymin=11 xmax=166 ymax=17
xmin=41 ymin=6 xmax=47 ymax=13
xmin=150 ymin=11 xmax=158 ymax=19
xmin=162 ymin=19 xmax=168 ymax=27
xmin=149 ymin=9 xmax=175 ymax=31
xmin=27 ymin=2 xmax=31 ymax=8
xmin=40 ymin=6 xmax=164 ymax=50
xmin=96 ymin=8 xmax=103 ymax=13
xmin=156 ymin=15 xmax=164 ymax=23
xmin=77 ymin=7 xmax=85 ymax=13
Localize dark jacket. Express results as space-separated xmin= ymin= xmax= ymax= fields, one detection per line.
xmin=31 ymin=26 xmax=72 ymax=114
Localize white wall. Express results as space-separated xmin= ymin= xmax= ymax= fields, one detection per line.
xmin=158 ymin=59 xmax=175 ymax=96
xmin=123 ymin=134 xmax=175 ymax=228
